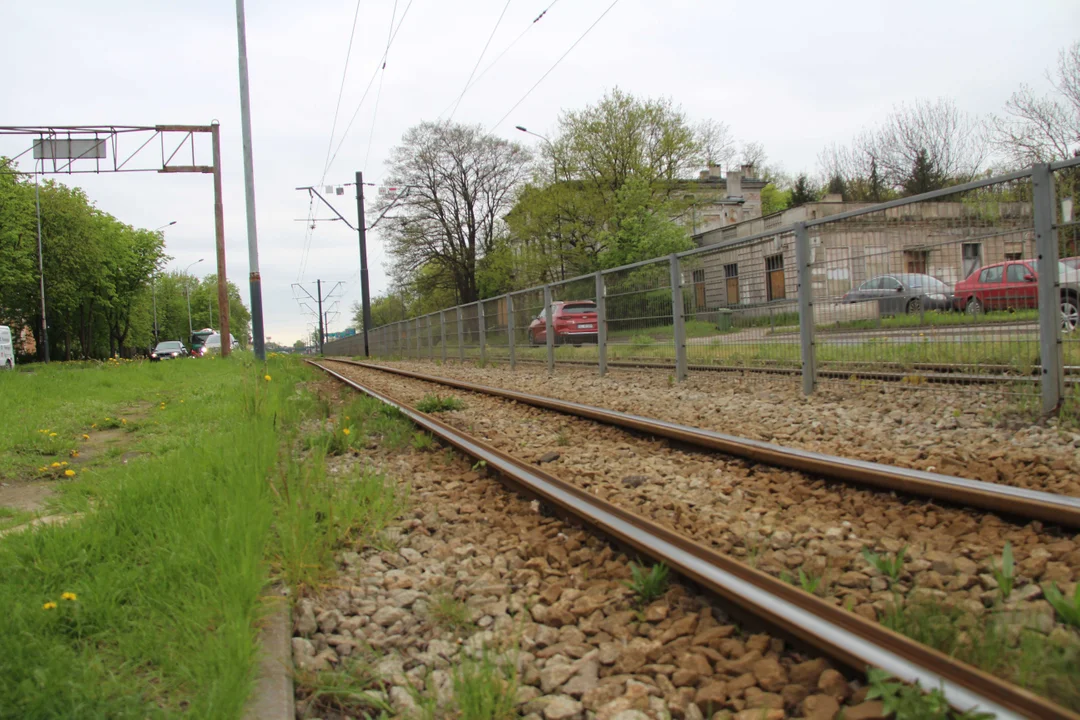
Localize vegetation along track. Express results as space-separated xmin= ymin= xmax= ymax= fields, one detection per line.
xmin=313 ymin=359 xmax=1080 ymax=718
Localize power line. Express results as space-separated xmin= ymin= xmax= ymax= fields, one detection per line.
xmin=320 ymin=0 xmax=364 ymax=186
xmin=364 ymin=0 xmax=399 ymax=171
xmin=324 ymin=0 xmax=416 ymax=177
xmin=447 ymin=0 xmax=514 ymax=122
xmin=437 ymin=0 xmax=559 ymax=120
xmin=489 ymin=0 xmax=621 ymax=132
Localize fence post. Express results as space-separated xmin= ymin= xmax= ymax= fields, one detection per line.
xmin=1034 ymin=163 xmax=1063 ymax=414
xmin=457 ymin=306 xmax=464 ymax=363
xmin=596 ymin=271 xmax=607 ymax=377
xmin=670 ymin=254 xmax=688 ymax=382
xmin=795 ymin=222 xmax=816 ymax=396
xmin=507 ymin=294 xmax=516 ymax=370
xmin=415 ymin=317 xmax=421 ymax=359
xmin=440 ymin=310 xmax=447 ymax=363
xmin=544 ymin=285 xmax=555 ymax=375
xmin=478 ymin=300 xmax=486 ymax=366
xmin=428 ymin=314 xmax=434 ymax=360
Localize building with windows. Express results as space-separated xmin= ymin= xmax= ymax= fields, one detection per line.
xmin=678 ymin=165 xmax=769 ymax=235
xmin=686 ymin=196 xmax=1033 ymax=317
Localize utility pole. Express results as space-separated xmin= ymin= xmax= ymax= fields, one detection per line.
xmin=33 ymin=163 xmax=49 ymax=362
xmin=316 ymin=278 xmax=324 ymax=354
xmin=234 ymin=0 xmax=266 ymax=361
xmin=210 ymin=123 xmax=231 ymax=358
xmin=356 ymin=171 xmax=371 ymax=357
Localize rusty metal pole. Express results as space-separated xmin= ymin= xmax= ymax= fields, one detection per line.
xmin=210 ymin=122 xmax=231 ymax=358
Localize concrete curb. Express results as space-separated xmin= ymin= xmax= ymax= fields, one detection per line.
xmin=244 ymin=586 xmax=294 ymax=720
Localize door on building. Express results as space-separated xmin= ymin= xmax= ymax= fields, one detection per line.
xmin=961 ymin=243 xmax=982 ymax=281
xmin=724 ymin=263 xmax=739 ymax=305
xmin=692 ymin=269 xmax=706 ymax=310
xmin=765 ymin=255 xmax=785 ymax=301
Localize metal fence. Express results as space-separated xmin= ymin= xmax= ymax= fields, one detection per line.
xmin=327 ymin=159 xmax=1080 ymax=416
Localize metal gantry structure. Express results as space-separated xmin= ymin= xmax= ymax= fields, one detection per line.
xmin=0 ymin=124 xmax=235 ymax=361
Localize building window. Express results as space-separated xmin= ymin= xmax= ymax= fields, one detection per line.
xmin=904 ymin=249 xmax=929 ymax=274
xmin=962 ymin=242 xmax=982 ymax=279
xmin=1004 ymin=241 xmax=1024 ymax=261
xmin=692 ymin=269 xmax=706 ymax=309
xmin=724 ymin=263 xmax=739 ymax=305
xmin=765 ymin=254 xmax=785 ymax=301
xmin=1004 ymin=251 xmax=1023 ymax=261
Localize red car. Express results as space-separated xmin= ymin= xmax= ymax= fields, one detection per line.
xmin=953 ymin=259 xmax=1080 ymax=331
xmin=529 ymin=301 xmax=599 ymax=345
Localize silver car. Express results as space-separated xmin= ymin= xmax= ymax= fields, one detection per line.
xmin=841 ymin=273 xmax=954 ymax=315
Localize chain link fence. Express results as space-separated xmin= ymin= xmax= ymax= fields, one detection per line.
xmin=324 ymin=159 xmax=1080 ymax=419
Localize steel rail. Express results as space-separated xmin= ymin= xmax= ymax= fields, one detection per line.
xmin=309 ymin=360 xmax=1072 ymax=720
xmin=327 ymin=359 xmax=1080 ymax=529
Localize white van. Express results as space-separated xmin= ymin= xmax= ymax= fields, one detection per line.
xmin=0 ymin=326 xmax=14 ymax=370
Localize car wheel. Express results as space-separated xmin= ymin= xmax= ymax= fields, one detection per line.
xmin=1062 ymin=293 xmax=1080 ymax=333
xmin=965 ymin=297 xmax=982 ymax=315
xmin=905 ymin=298 xmax=922 ymax=315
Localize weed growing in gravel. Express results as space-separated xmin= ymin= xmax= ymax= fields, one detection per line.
xmin=1044 ymin=582 xmax=1080 ymax=628
xmin=797 ymin=568 xmax=823 ymax=595
xmin=882 ymin=598 xmax=1080 ymax=711
xmin=862 ymin=545 xmax=908 ymax=585
xmin=427 ymin=593 xmax=473 ymax=633
xmin=416 ymin=394 xmax=465 ymax=413
xmin=294 ymin=655 xmax=389 ymax=718
xmin=412 ymin=432 xmax=435 ymax=452
xmin=451 ymin=651 xmax=519 ymax=720
xmin=555 ymin=428 xmax=569 ymax=446
xmin=866 ymin=668 xmax=994 ymax=720
xmin=625 ymin=561 xmax=669 ymax=604
xmin=991 ymin=542 xmax=1016 ymax=602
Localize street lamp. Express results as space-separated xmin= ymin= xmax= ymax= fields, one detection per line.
xmin=151 ymin=222 xmax=177 ymax=345
xmin=183 ymin=258 xmax=204 ymax=338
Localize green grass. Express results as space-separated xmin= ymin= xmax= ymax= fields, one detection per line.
xmin=768 ymin=308 xmax=1041 ymax=335
xmin=0 ymin=355 xmax=408 ymax=718
xmin=624 ymin=561 xmax=669 ymax=604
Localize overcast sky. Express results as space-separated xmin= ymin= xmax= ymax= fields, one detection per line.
xmin=3 ymin=1 xmax=1078 ymax=345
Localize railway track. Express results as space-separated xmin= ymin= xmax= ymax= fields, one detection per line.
xmin=326 ymin=358 xmax=1080 ymax=529
xmin=311 ymin=359 xmax=1079 ymax=720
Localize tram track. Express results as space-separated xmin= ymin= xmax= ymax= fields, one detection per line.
xmin=311 ymin=359 xmax=1080 ymax=720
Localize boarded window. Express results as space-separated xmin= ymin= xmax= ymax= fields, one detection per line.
xmin=904 ymin=250 xmax=929 ymax=274
xmin=724 ymin=263 xmax=739 ymax=305
xmin=766 ymin=254 xmax=785 ymax=301
xmin=692 ymin=269 xmax=706 ymax=309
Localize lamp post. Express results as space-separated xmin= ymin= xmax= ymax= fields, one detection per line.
xmin=183 ymin=258 xmax=204 ymax=339
xmin=516 ymin=126 xmax=565 ymax=280
xmin=152 ymin=222 xmax=177 ymax=345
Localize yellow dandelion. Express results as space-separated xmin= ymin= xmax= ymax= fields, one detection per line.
xmin=82 ymin=434 xmax=89 ymax=440
xmin=180 ymin=399 xmax=184 ymax=403
xmin=104 ymin=417 xmax=111 ymax=421
xmin=60 ymin=461 xmax=68 ymax=467
xmin=50 ymin=462 xmax=61 ymax=469
xmin=343 ymin=427 xmax=351 ymax=436
xmin=49 ymin=432 xmax=57 ymax=438
xmin=91 ymin=424 xmax=97 ymax=429
xmin=38 ymin=467 xmax=47 ymax=472
xmin=61 ymin=592 xmax=77 ymax=601
xmin=70 ymin=451 xmax=79 ymax=458
xmin=64 ymin=469 xmax=76 ymax=477
xmin=345 ymin=416 xmax=350 ymax=420
xmin=42 ymin=602 xmax=57 ymax=610
xmin=264 ymin=374 xmax=272 ymax=382
xmin=121 ymin=418 xmax=127 ymax=425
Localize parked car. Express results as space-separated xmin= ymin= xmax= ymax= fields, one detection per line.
xmin=529 ymin=301 xmax=600 ymax=345
xmin=150 ymin=341 xmax=188 ymax=361
xmin=840 ymin=273 xmax=954 ymax=315
xmin=190 ymin=328 xmax=215 ymax=355
xmin=953 ymin=260 xmax=1080 ymax=332
xmin=0 ymin=326 xmax=15 ymax=370
xmin=195 ymin=332 xmax=239 ymax=356
xmin=1063 ymin=256 xmax=1080 ymax=271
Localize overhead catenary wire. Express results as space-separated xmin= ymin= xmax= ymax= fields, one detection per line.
xmin=436 ymin=0 xmax=559 ymax=120
xmin=319 ymin=0 xmax=364 ymax=187
xmin=446 ymin=0 xmax=515 ymax=122
xmin=488 ymin=0 xmax=621 ymax=133
xmin=324 ymin=0 xmax=416 ymax=177
xmin=363 ymin=0 xmax=399 ymax=172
